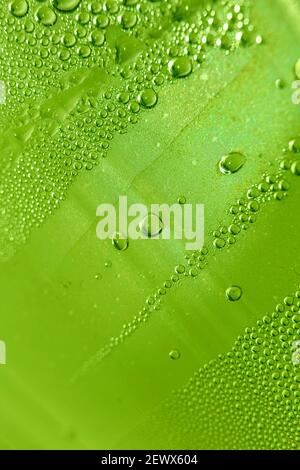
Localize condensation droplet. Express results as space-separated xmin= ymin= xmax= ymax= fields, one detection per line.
xmin=140 ymin=213 xmax=163 ymax=238
xmin=138 ymin=89 xmax=158 ymax=109
xmin=52 ymin=0 xmax=81 ymax=12
xmin=226 ymin=285 xmax=243 ymax=302
xmin=9 ymin=0 xmax=29 ymax=17
xmin=219 ymin=152 xmax=246 ymax=175
xmin=112 ymin=233 xmax=129 ymax=251
xmin=169 ymin=57 xmax=192 ymax=78
xmin=169 ymin=349 xmax=181 ymax=360
xmin=36 ymin=6 xmax=57 ymax=26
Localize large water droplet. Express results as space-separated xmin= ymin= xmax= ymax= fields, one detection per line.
xmin=219 ymin=152 xmax=246 ymax=175
xmin=140 ymin=213 xmax=163 ymax=238
xmin=289 ymin=137 xmax=300 ymax=153
xmin=291 ymin=161 xmax=300 ymax=176
xmin=9 ymin=0 xmax=29 ymax=17
xmin=226 ymin=286 xmax=243 ymax=302
xmin=112 ymin=233 xmax=129 ymax=251
xmin=52 ymin=0 xmax=81 ymax=12
xmin=169 ymin=57 xmax=192 ymax=78
xmin=120 ymin=11 xmax=137 ymax=29
xmin=36 ymin=6 xmax=57 ymax=26
xmin=138 ymin=89 xmax=158 ymax=108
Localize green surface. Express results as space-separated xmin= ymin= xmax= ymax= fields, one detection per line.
xmin=0 ymin=0 xmax=300 ymax=450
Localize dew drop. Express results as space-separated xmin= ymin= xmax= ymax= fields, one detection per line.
xmin=90 ymin=30 xmax=105 ymax=47
xmin=275 ymin=78 xmax=284 ymax=89
xmin=291 ymin=161 xmax=300 ymax=176
xmin=9 ymin=0 xmax=29 ymax=17
xmin=52 ymin=0 xmax=81 ymax=12
xmin=140 ymin=213 xmax=163 ymax=238
xmin=120 ymin=11 xmax=137 ymax=29
xmin=178 ymin=195 xmax=186 ymax=205
xmin=219 ymin=152 xmax=246 ymax=175
xmin=175 ymin=264 xmax=185 ymax=274
xmin=169 ymin=349 xmax=181 ymax=360
xmin=169 ymin=57 xmax=192 ymax=78
xmin=214 ymin=238 xmax=226 ymax=249
xmin=62 ymin=32 xmax=76 ymax=48
xmin=289 ymin=137 xmax=300 ymax=153
xmin=112 ymin=233 xmax=129 ymax=251
xmin=138 ymin=89 xmax=158 ymax=109
xmin=36 ymin=6 xmax=57 ymax=26
xmin=226 ymin=285 xmax=243 ymax=302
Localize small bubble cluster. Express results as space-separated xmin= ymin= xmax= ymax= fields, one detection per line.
xmin=76 ymin=134 xmax=300 ymax=376
xmin=212 ymin=136 xmax=300 ymax=252
xmin=0 ymin=0 xmax=257 ymax=258
xmin=148 ymin=291 xmax=300 ymax=449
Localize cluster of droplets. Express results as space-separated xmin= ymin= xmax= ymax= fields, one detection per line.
xmin=75 ymin=134 xmax=300 ymax=376
xmin=212 ymin=136 xmax=300 ymax=252
xmin=72 ymin=242 xmax=210 ymax=379
xmin=146 ymin=291 xmax=300 ymax=449
xmin=0 ymin=0 xmax=258 ymax=259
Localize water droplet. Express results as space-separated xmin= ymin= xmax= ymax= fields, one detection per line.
xmin=138 ymin=89 xmax=158 ymax=109
xmin=52 ymin=0 xmax=81 ymax=12
xmin=226 ymin=286 xmax=243 ymax=302
xmin=9 ymin=0 xmax=29 ymax=17
xmin=214 ymin=238 xmax=226 ymax=249
xmin=120 ymin=11 xmax=137 ymax=29
xmin=77 ymin=45 xmax=91 ymax=58
xmin=289 ymin=137 xmax=300 ymax=153
xmin=140 ymin=213 xmax=163 ymax=238
xmin=248 ymin=200 xmax=260 ymax=212
xmin=219 ymin=152 xmax=246 ymax=175
xmin=275 ymin=78 xmax=284 ymax=89
xmin=96 ymin=14 xmax=110 ymax=29
xmin=36 ymin=6 xmax=57 ymax=26
xmin=169 ymin=57 xmax=192 ymax=78
xmin=178 ymin=195 xmax=186 ymax=205
xmin=291 ymin=161 xmax=300 ymax=176
xmin=62 ymin=32 xmax=76 ymax=48
xmin=169 ymin=349 xmax=181 ymax=360
xmin=90 ymin=30 xmax=105 ymax=47
xmin=175 ymin=264 xmax=185 ymax=274
xmin=295 ymin=58 xmax=300 ymax=79
xmin=228 ymin=224 xmax=241 ymax=235
xmin=112 ymin=233 xmax=129 ymax=251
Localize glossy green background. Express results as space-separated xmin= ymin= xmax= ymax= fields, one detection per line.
xmin=0 ymin=0 xmax=300 ymax=449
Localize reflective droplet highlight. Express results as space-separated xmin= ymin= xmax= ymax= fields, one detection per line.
xmin=169 ymin=57 xmax=192 ymax=78
xmin=139 ymin=89 xmax=158 ymax=109
xmin=112 ymin=233 xmax=129 ymax=251
xmin=226 ymin=286 xmax=243 ymax=302
xmin=169 ymin=349 xmax=181 ymax=360
xmin=219 ymin=152 xmax=246 ymax=175
xmin=52 ymin=0 xmax=81 ymax=12
xmin=140 ymin=213 xmax=163 ymax=238
xmin=9 ymin=0 xmax=29 ymax=17
xmin=291 ymin=161 xmax=300 ymax=176
xmin=36 ymin=6 xmax=57 ymax=26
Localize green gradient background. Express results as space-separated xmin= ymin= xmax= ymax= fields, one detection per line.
xmin=0 ymin=0 xmax=300 ymax=449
